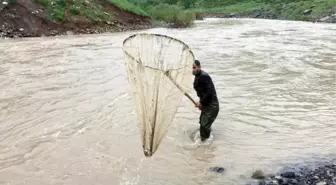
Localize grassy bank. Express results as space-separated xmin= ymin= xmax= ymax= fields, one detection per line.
xmin=0 ymin=0 xmax=153 ymax=38
xmin=38 ymin=0 xmax=196 ymax=27
xmin=38 ymin=0 xmax=148 ymax=22
xmin=192 ymin=0 xmax=336 ymax=22
xmin=108 ymin=0 xmax=148 ymax=16
xmin=193 ymin=1 xmax=267 ymax=14
xmin=144 ymin=4 xmax=196 ymax=27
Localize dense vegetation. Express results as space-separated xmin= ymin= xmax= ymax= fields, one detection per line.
xmin=140 ymin=0 xmax=335 ymax=23
xmin=143 ymin=4 xmax=196 ymax=27
xmin=192 ymin=0 xmax=336 ymax=22
xmin=37 ymin=0 xmax=148 ymax=22
xmin=37 ymin=0 xmax=335 ymax=25
xmin=36 ymin=0 xmax=196 ymax=27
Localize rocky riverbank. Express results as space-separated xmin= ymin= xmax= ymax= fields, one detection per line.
xmin=196 ymin=3 xmax=336 ymax=24
xmin=0 ymin=21 xmax=152 ymax=38
xmin=248 ymin=160 xmax=336 ymax=185
xmin=198 ymin=11 xmax=336 ymax=24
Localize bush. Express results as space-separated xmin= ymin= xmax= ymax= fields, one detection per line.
xmin=177 ymin=10 xmax=196 ymax=23
xmin=109 ymin=0 xmax=149 ymax=16
xmin=55 ymin=0 xmax=66 ymax=7
xmin=38 ymin=0 xmax=65 ymax=21
xmin=51 ymin=7 xmax=64 ymax=21
xmin=70 ymin=5 xmax=80 ymax=15
xmin=39 ymin=0 xmax=49 ymax=6
xmin=148 ymin=4 xmax=180 ymax=22
xmin=148 ymin=3 xmax=196 ymax=26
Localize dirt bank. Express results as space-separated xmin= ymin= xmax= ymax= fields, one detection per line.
xmin=0 ymin=0 xmax=152 ymax=38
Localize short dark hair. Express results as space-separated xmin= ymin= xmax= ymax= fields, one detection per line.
xmin=194 ymin=60 xmax=201 ymax=67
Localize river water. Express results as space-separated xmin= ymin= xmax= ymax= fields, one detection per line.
xmin=0 ymin=18 xmax=335 ymax=185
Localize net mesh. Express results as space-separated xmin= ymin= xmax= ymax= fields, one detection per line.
xmin=122 ymin=33 xmax=195 ymax=157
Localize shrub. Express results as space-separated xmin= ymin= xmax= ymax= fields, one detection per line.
xmin=148 ymin=3 xmax=196 ymax=26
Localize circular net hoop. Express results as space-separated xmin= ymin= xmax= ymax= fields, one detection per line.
xmin=122 ymin=33 xmax=195 ymax=157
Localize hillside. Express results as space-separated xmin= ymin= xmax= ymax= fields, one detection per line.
xmin=139 ymin=0 xmax=335 ymax=23
xmin=193 ymin=0 xmax=336 ymax=23
xmin=0 ymin=0 xmax=152 ymax=38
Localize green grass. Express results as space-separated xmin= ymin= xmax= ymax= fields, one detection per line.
xmin=190 ymin=0 xmax=335 ymax=21
xmin=69 ymin=5 xmax=80 ymax=15
xmin=108 ymin=0 xmax=149 ymax=16
xmin=38 ymin=0 xmax=49 ymax=6
xmin=37 ymin=0 xmax=113 ymax=22
xmin=37 ymin=0 xmax=149 ymax=22
xmin=38 ymin=0 xmax=65 ymax=21
xmin=279 ymin=0 xmax=336 ymax=21
xmin=146 ymin=3 xmax=196 ymax=25
xmin=192 ymin=1 xmax=266 ymax=14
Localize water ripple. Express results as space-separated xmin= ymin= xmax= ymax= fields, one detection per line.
xmin=0 ymin=18 xmax=336 ymax=185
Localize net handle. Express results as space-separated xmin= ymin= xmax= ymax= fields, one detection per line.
xmin=164 ymin=70 xmax=197 ymax=106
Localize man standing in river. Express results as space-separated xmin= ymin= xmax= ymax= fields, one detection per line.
xmin=192 ymin=60 xmax=220 ymax=141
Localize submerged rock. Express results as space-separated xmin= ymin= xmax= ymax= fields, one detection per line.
xmin=281 ymin=171 xmax=296 ymax=179
xmin=209 ymin=166 xmax=225 ymax=173
xmin=252 ymin=170 xmax=266 ymax=180
xmin=247 ymin=179 xmax=266 ymax=185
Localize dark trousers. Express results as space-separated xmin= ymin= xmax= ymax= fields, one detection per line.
xmin=199 ymin=102 xmax=219 ymax=140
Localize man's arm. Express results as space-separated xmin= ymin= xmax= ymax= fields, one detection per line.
xmin=199 ymin=75 xmax=215 ymax=106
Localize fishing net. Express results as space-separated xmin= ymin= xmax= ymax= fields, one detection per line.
xmin=122 ymin=33 xmax=195 ymax=157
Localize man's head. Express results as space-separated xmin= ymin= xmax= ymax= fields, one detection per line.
xmin=192 ymin=60 xmax=201 ymax=75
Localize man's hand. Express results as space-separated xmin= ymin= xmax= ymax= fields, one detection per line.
xmin=195 ymin=101 xmax=201 ymax=110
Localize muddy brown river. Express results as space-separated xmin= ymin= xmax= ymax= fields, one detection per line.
xmin=0 ymin=18 xmax=335 ymax=185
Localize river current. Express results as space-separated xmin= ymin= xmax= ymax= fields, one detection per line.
xmin=0 ymin=18 xmax=335 ymax=185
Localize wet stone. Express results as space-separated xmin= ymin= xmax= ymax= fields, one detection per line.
xmin=248 ymin=163 xmax=336 ymax=185
xmin=209 ymin=166 xmax=225 ymax=173
xmin=281 ymin=172 xmax=296 ymax=179
xmin=316 ymin=181 xmax=327 ymax=185
xmin=252 ymin=170 xmax=266 ymax=179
